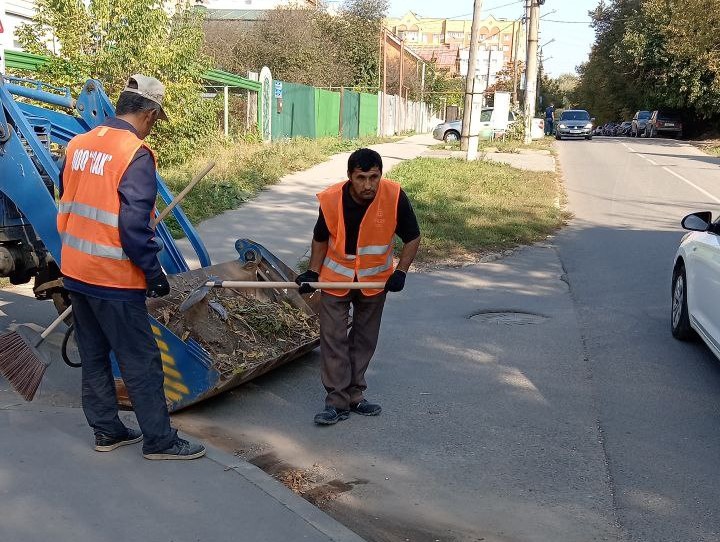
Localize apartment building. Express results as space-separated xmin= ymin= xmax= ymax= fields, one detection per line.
xmin=385 ymin=11 xmax=525 ymax=76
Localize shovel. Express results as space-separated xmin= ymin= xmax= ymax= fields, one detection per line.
xmin=179 ymin=277 xmax=387 ymax=312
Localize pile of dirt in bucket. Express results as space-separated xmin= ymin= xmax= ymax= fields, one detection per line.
xmin=150 ymin=286 xmax=319 ymax=378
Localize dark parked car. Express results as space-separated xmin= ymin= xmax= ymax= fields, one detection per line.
xmin=556 ymin=110 xmax=593 ymax=140
xmin=631 ymin=111 xmax=651 ymax=137
xmin=646 ymin=109 xmax=683 ymax=139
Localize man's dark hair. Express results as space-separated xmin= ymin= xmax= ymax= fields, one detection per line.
xmin=116 ymin=91 xmax=162 ymax=116
xmin=348 ymin=148 xmax=383 ymax=173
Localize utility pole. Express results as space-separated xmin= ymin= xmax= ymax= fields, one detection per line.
xmin=399 ymin=38 xmax=405 ymax=99
xmin=461 ymin=0 xmax=484 ymax=159
xmin=485 ymin=48 xmax=492 ymax=97
xmin=523 ymin=0 xmax=540 ymax=144
xmin=381 ymin=29 xmax=387 ymax=136
xmin=512 ymin=19 xmax=520 ymax=105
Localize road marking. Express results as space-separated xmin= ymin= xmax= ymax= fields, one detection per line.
xmin=662 ymin=166 xmax=720 ymax=204
xmin=626 ymin=145 xmax=636 ymax=152
xmin=645 ymin=157 xmax=658 ymax=165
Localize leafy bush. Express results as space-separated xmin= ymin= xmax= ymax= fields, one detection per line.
xmin=17 ymin=0 xmax=218 ymax=166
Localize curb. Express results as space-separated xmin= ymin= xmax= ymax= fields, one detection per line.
xmin=204 ymin=445 xmax=366 ymax=542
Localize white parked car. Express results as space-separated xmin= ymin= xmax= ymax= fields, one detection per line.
xmin=672 ymin=211 xmax=720 ymax=352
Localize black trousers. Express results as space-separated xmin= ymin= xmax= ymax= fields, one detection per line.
xmin=319 ymin=291 xmax=386 ymax=410
xmin=70 ymin=292 xmax=176 ymax=454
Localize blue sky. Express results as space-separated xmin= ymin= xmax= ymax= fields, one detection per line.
xmin=386 ymin=0 xmax=599 ymax=76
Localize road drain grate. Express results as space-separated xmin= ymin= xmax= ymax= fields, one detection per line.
xmin=469 ymin=310 xmax=548 ymax=325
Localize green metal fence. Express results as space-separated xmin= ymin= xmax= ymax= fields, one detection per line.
xmin=271 ymin=81 xmax=316 ymax=139
xmin=359 ymin=92 xmax=379 ymax=137
xmin=341 ymin=90 xmax=360 ymax=140
xmin=315 ymin=89 xmax=341 ymax=138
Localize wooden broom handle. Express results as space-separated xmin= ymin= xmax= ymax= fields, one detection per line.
xmin=151 ymin=161 xmax=216 ymax=228
xmin=40 ymin=306 xmax=73 ymax=340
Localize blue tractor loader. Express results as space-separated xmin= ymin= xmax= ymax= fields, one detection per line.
xmin=0 ymin=76 xmax=320 ymax=411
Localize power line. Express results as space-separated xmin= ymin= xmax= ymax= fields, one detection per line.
xmin=542 ymin=19 xmax=593 ymax=24
xmin=391 ymin=0 xmax=526 ymax=22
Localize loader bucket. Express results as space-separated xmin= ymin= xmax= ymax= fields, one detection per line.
xmin=112 ymin=240 xmax=320 ymax=412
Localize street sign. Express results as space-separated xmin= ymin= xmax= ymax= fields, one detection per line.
xmin=274 ymin=80 xmax=283 ymax=98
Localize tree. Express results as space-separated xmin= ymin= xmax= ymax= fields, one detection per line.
xmin=203 ymin=0 xmax=388 ymax=90
xmin=485 ymin=60 xmax=523 ymax=97
xmin=539 ymin=72 xmax=578 ymax=110
xmin=17 ymin=0 xmax=217 ymax=165
xmin=573 ymin=0 xmax=720 ymax=128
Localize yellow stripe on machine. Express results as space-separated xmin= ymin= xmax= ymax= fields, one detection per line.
xmin=161 ymin=352 xmax=175 ymax=365
xmin=162 ymin=364 xmax=182 ymax=379
xmin=155 ymin=339 xmax=169 ymax=352
xmin=164 ymin=379 xmax=190 ymax=394
xmin=151 ymin=325 xmax=162 ymax=336
xmin=164 ymin=388 xmax=182 ymax=401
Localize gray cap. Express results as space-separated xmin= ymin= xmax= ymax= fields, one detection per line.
xmin=122 ymin=74 xmax=168 ymax=120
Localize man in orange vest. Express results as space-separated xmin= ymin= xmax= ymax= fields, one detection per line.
xmin=58 ymin=75 xmax=205 ymax=459
xmin=295 ymin=148 xmax=421 ymax=425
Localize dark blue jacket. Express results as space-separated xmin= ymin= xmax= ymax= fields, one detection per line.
xmin=59 ymin=118 xmax=162 ymax=301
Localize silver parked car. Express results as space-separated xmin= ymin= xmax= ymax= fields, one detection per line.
xmin=432 ymin=108 xmax=517 ymax=143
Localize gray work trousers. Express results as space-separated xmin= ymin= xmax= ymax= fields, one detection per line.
xmin=319 ymin=290 xmax=386 ymax=410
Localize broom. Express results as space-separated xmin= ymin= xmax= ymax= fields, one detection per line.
xmin=0 ymin=306 xmax=72 ymax=400
xmin=0 ymin=161 xmax=215 ymax=401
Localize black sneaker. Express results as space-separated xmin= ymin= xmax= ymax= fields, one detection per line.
xmin=314 ymin=406 xmax=350 ymax=425
xmin=94 ymin=428 xmax=143 ymax=452
xmin=350 ymin=399 xmax=382 ymax=416
xmin=143 ymin=438 xmax=206 ymax=460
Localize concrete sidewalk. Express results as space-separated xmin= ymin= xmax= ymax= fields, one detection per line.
xmin=0 ymin=402 xmax=365 ymax=542
xmin=176 ymin=133 xmax=436 ymax=269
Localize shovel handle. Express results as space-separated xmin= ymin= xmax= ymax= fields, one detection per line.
xmin=203 ymin=281 xmax=386 ymax=290
xmin=152 ymin=161 xmax=216 ymax=228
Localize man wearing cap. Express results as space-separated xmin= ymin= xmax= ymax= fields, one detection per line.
xmin=57 ymin=75 xmax=205 ymax=460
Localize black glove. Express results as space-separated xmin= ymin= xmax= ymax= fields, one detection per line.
xmin=146 ymin=272 xmax=170 ymax=298
xmin=384 ymin=270 xmax=406 ymax=293
xmin=295 ymin=270 xmax=319 ymax=295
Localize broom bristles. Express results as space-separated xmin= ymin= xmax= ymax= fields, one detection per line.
xmin=0 ymin=330 xmax=49 ymax=401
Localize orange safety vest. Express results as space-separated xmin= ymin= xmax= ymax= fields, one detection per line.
xmin=318 ymin=178 xmax=400 ymax=297
xmin=57 ymin=126 xmax=157 ymax=290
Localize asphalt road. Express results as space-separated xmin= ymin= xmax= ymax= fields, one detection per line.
xmin=3 ymin=135 xmax=720 ymax=541
xmin=554 ymin=136 xmax=720 ymax=542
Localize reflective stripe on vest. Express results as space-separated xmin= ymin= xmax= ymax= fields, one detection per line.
xmin=317 ymin=179 xmax=401 ymax=297
xmin=60 ymin=232 xmax=128 ymax=260
xmin=58 ymin=201 xmax=119 ymax=227
xmin=357 ymin=251 xmax=393 ymax=277
xmin=322 ymin=257 xmax=355 ymax=278
xmin=58 ymin=126 xmax=156 ymax=289
xmin=357 ymin=243 xmax=391 ymax=256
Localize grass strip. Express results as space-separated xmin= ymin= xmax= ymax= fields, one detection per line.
xmin=432 ymin=136 xmax=556 ymax=154
xmin=387 ymin=157 xmax=566 ymax=262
